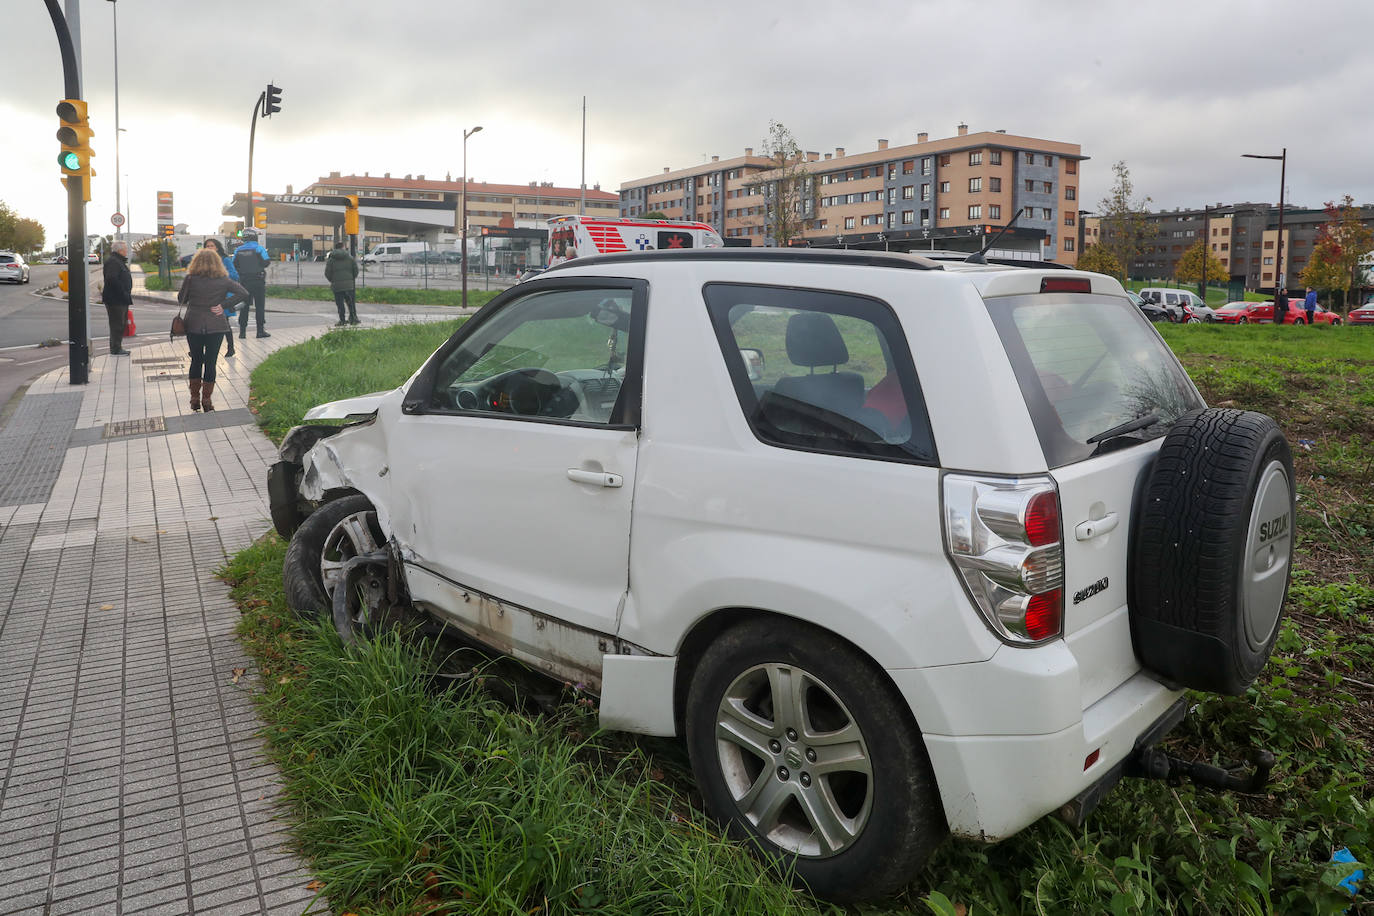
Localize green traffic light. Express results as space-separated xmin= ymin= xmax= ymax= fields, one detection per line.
xmin=59 ymin=151 xmax=81 ymax=171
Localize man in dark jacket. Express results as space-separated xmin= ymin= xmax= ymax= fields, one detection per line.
xmin=1273 ymin=287 xmax=1289 ymax=327
xmin=324 ymin=242 xmax=359 ymax=326
xmin=231 ymin=228 xmax=271 ymax=338
xmin=101 ymin=240 xmax=133 ymax=355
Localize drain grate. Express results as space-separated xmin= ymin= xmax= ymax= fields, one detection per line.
xmin=144 ymin=373 xmax=182 ymax=382
xmin=103 ymin=417 xmax=167 ymax=438
xmin=134 ymin=358 xmax=186 ymax=367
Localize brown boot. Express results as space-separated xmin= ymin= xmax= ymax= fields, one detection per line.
xmin=189 ymin=378 xmax=202 ymax=412
xmin=201 ymin=381 xmax=215 ymax=412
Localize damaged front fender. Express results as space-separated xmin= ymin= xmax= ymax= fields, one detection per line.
xmin=293 ymin=392 xmax=403 ymax=540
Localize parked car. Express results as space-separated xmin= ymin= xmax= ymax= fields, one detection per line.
xmin=1128 ymin=289 xmax=1170 ymax=322
xmin=0 ymin=252 xmax=31 ymax=284
xmin=268 ymin=249 xmax=1294 ymax=902
xmin=1138 ymin=287 xmax=1210 ymax=322
xmin=87 ymin=251 xmax=100 ymax=263
xmin=1239 ymin=301 xmax=1339 ymax=325
xmin=1216 ymin=301 xmax=1266 ymax=324
xmin=1347 ymin=303 xmax=1374 ymax=326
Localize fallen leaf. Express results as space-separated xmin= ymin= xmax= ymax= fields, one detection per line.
xmin=305 ymin=880 xmax=324 ymax=891
xmin=231 ymin=667 xmax=247 ymax=684
xmin=130 ymin=535 xmax=146 ymax=543
xmin=208 ymin=516 xmax=218 ymax=521
xmin=278 ymin=675 xmax=291 ymax=685
xmin=99 ymin=604 xmax=114 ymax=611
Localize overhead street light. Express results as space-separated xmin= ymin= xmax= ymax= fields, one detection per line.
xmin=107 ymin=0 xmax=121 ymax=238
xmin=462 ymin=125 xmax=483 ymax=309
xmin=1241 ymin=149 xmax=1287 ymax=293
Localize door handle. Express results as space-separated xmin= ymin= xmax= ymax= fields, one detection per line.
xmin=567 ymin=468 xmax=623 ymax=488
xmin=1075 ymin=512 xmax=1119 ymax=541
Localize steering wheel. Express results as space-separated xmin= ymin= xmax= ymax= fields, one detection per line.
xmin=500 ymin=367 xmax=562 ymax=416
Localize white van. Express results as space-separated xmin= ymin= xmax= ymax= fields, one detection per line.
xmin=361 ymin=241 xmax=433 ymax=265
xmin=546 ymin=216 xmax=722 ymax=268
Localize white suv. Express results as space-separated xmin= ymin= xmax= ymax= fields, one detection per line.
xmin=269 ymin=249 xmax=1294 ymax=901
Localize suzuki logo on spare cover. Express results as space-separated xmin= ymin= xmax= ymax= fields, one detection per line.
xmin=1258 ymin=512 xmax=1289 ymax=544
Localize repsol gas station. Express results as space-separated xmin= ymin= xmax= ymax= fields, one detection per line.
xmin=222 ymin=192 xmax=456 ymax=259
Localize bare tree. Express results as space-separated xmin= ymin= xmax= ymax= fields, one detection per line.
xmin=745 ymin=121 xmax=814 ymax=247
xmin=1095 ymin=161 xmax=1156 ymax=279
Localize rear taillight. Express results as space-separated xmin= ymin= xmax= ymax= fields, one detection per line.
xmin=943 ymin=474 xmax=1065 ymax=645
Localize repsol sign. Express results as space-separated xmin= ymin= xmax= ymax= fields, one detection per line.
xmin=270 ymin=194 xmax=325 ymax=205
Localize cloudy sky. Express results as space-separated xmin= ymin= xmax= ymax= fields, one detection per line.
xmin=4 ymin=0 xmax=1373 ymax=249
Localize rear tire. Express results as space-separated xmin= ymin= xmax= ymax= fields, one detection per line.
xmin=685 ymin=618 xmax=945 ymax=901
xmin=283 ymin=495 xmax=384 ymax=618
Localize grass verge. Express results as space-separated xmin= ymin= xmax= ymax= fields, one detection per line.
xmin=232 ymin=320 xmax=1372 ymax=914
xmin=265 ymin=285 xmax=503 ymax=308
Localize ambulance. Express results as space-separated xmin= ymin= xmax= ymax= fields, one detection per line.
xmin=546 ymin=216 xmax=723 ymax=267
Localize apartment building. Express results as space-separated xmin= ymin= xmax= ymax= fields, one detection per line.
xmin=1085 ymin=203 xmax=1374 ymax=292
xmin=619 ymin=125 xmax=1087 ymax=265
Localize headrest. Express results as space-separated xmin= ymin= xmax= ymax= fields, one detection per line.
xmin=785 ymin=311 xmax=849 ymax=367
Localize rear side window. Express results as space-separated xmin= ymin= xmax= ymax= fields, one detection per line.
xmin=986 ymin=296 xmax=1203 ymax=468
xmin=705 ymin=283 xmax=936 ymax=463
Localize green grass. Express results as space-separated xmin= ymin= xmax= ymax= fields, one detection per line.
xmin=265 ymin=286 xmax=502 ymax=308
xmin=232 ymin=319 xmax=1374 ymax=914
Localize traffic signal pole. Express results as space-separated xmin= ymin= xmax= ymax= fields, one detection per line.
xmin=246 ymin=90 xmax=264 ymax=230
xmin=44 ymin=0 xmax=89 ymax=384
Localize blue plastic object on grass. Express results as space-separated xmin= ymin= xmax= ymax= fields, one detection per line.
xmin=1331 ymin=847 xmax=1364 ymax=905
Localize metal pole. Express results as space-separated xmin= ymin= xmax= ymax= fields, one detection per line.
xmin=461 ymin=125 xmax=482 ymax=309
xmin=47 ymin=0 xmax=88 ymax=383
xmin=1276 ymin=149 xmax=1287 ymax=293
xmin=109 ymin=0 xmax=120 ymax=239
xmin=1200 ymin=205 xmax=1209 ymax=302
xmin=247 ymin=91 xmax=263 ymax=227
xmin=580 ymin=96 xmax=586 ymax=216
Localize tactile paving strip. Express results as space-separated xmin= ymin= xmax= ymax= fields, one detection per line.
xmin=0 ymin=392 xmax=84 ymax=506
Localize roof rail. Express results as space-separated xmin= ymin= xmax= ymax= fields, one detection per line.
xmin=543 ymin=248 xmax=944 ymax=273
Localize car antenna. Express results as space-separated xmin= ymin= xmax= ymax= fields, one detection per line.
xmin=965 ymin=209 xmax=1023 ymax=265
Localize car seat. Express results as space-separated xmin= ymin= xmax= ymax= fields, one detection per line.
xmin=772 ymin=312 xmax=866 ymax=418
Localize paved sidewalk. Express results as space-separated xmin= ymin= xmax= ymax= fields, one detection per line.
xmin=0 ymin=323 xmax=334 ymax=914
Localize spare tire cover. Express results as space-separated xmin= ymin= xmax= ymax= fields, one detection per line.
xmin=1130 ymin=408 xmax=1295 ymax=695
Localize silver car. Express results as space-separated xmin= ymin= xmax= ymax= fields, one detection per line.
xmin=0 ymin=252 xmax=31 ymax=284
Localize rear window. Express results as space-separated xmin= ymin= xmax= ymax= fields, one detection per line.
xmin=985 ymin=295 xmax=1203 ymax=468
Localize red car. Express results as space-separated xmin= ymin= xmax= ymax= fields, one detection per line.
xmin=1217 ymin=300 xmax=1342 ymax=325
xmin=1348 ymin=303 xmax=1374 ymax=326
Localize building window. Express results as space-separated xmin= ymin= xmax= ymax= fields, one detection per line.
xmin=903 ymin=185 xmax=915 ymax=200
xmin=920 ymin=157 xmax=932 ymax=176
xmin=1042 ymin=181 xmax=1053 ymax=194
xmin=990 ymin=177 xmax=1001 ymax=192
xmin=939 ymin=181 xmax=950 ymax=193
xmin=901 ymin=210 xmax=914 ymax=225
xmin=969 ymin=151 xmax=983 ymax=166
xmin=1025 ymin=152 xmax=1035 ymax=165
xmin=1264 ymin=240 xmax=1274 ymax=249
xmin=1043 ymin=155 xmax=1053 ymax=166
xmin=920 ymin=183 xmax=930 ymax=201
xmin=888 ymin=165 xmax=897 ymax=179
xmin=1025 ymin=179 xmax=1035 ymax=192
xmin=969 ymin=205 xmax=982 ymax=219
xmin=886 ymin=212 xmax=895 ymax=228
xmin=887 ymin=188 xmax=897 ymax=204
xmin=1065 ymin=160 xmax=1076 ymax=174
xmin=1064 ymin=213 xmax=1075 ymax=226
xmin=1023 ymin=206 xmax=1034 ymax=219
xmin=844 ymin=217 xmax=855 ymax=230
xmin=1065 ymin=186 xmax=1076 ymax=201
xmin=990 ymin=150 xmax=1002 ymax=165
xmin=1263 ymin=256 xmax=1273 ymax=265
xmin=1042 ymin=208 xmax=1052 ymax=221
xmin=968 ymin=177 xmax=982 ymax=192
xmin=1063 ymin=238 xmax=1075 ymax=252
xmin=989 ymin=205 xmax=1001 ymax=219
xmin=920 ymin=209 xmax=930 ymax=226
xmin=904 ymin=160 xmax=916 ymax=174
xmin=939 ymin=154 xmax=951 ymax=167
xmin=938 ymin=207 xmax=950 ymax=220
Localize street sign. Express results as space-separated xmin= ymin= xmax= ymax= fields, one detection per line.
xmin=110 ymin=212 xmax=125 ymax=228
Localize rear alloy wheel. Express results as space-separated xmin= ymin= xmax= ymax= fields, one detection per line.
xmin=1130 ymin=408 xmax=1295 ymax=694
xmin=283 ymin=494 xmax=385 ymax=618
xmin=685 ymin=619 xmax=944 ymax=901
xmin=1238 ymin=317 xmax=1248 ymax=324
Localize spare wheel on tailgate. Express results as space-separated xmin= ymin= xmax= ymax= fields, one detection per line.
xmin=1130 ymin=408 xmax=1295 ymax=694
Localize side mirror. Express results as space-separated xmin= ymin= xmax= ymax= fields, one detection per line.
xmin=740 ymin=347 xmax=765 ymax=382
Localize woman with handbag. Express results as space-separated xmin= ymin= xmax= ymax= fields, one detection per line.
xmin=203 ymin=238 xmax=238 ymax=357
xmin=177 ymin=249 xmax=249 ymax=412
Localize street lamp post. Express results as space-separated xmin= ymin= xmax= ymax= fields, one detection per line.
xmin=461 ymin=125 xmax=482 ymax=309
xmin=1242 ymin=148 xmax=1287 ymax=294
xmin=106 ymin=0 xmax=120 ymax=239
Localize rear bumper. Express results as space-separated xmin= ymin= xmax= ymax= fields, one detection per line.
xmin=894 ymin=662 xmax=1183 ymax=840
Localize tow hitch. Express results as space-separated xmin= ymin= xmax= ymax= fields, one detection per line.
xmin=1127 ymin=745 xmax=1275 ymax=794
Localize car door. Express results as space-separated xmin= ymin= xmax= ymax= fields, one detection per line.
xmin=386 ymin=277 xmax=647 ymax=638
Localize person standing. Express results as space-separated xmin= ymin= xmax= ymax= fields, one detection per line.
xmin=231 ymin=228 xmax=270 ymax=339
xmin=1273 ymin=287 xmax=1289 ymax=327
xmin=203 ymin=238 xmax=237 ymax=356
xmin=100 ymin=240 xmax=133 ymax=355
xmin=324 ymin=241 xmax=359 ymax=326
xmin=1304 ymin=287 xmax=1318 ymax=325
xmin=177 ymin=249 xmax=249 ymax=412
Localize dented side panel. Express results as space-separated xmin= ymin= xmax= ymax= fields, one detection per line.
xmin=299 ymin=392 xmax=405 ymax=540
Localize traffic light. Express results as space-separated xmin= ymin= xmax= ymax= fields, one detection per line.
xmin=264 ymin=84 xmax=282 ymax=116
xmin=253 ymin=207 xmax=268 ymax=229
xmin=344 ymin=195 xmax=359 ymax=235
xmin=59 ymin=270 xmax=69 ymax=293
xmin=56 ymin=99 xmax=95 ymax=201
xmin=231 ymin=221 xmax=245 ymax=238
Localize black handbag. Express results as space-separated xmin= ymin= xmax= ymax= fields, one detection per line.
xmin=170 ymin=310 xmax=186 ymax=339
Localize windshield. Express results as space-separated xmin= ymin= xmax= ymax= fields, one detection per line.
xmin=985 ymin=295 xmax=1204 ymax=468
